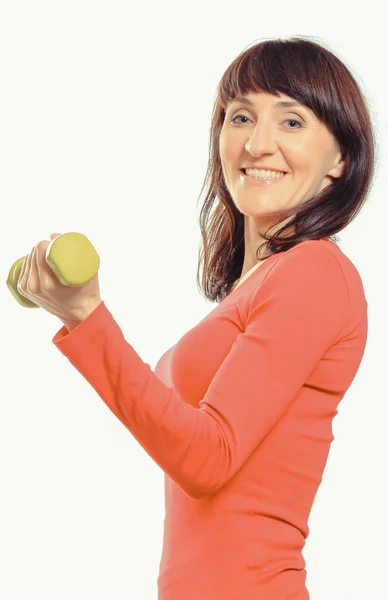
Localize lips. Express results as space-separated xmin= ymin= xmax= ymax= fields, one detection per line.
xmin=240 ymin=168 xmax=286 ymax=176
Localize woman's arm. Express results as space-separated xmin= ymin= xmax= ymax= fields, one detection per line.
xmin=52 ymin=244 xmax=354 ymax=500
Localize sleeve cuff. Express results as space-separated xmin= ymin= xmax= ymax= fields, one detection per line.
xmin=52 ymin=300 xmax=111 ymax=348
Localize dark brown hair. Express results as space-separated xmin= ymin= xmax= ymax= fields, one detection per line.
xmin=195 ymin=35 xmax=378 ymax=303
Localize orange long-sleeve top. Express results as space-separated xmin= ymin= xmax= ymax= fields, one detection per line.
xmin=52 ymin=238 xmax=368 ymax=600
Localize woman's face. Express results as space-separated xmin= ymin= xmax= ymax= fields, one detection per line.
xmin=219 ymin=91 xmax=344 ymax=220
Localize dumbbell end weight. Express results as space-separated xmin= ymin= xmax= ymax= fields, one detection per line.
xmin=6 ymin=232 xmax=100 ymax=308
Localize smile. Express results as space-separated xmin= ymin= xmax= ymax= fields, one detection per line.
xmin=239 ymin=169 xmax=289 ymax=186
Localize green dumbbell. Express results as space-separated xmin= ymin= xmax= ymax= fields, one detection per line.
xmin=6 ymin=232 xmax=100 ymax=308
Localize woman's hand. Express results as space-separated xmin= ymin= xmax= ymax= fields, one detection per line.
xmin=17 ymin=233 xmax=102 ymax=327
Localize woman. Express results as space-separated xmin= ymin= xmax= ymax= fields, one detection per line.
xmin=20 ymin=35 xmax=375 ymax=599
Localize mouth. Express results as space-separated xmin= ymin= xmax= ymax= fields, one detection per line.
xmin=240 ymin=168 xmax=287 ymax=177
xmin=239 ymin=168 xmax=289 ymax=184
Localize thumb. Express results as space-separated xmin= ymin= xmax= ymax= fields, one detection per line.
xmin=50 ymin=233 xmax=62 ymax=239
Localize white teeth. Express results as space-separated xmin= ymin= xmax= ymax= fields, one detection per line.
xmin=244 ymin=168 xmax=286 ymax=179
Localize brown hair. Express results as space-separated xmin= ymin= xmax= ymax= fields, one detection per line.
xmin=195 ymin=35 xmax=378 ymax=303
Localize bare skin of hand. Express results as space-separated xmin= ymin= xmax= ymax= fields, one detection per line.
xmin=17 ymin=233 xmax=103 ymax=328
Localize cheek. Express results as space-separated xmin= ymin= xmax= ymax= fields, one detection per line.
xmin=219 ymin=128 xmax=236 ymax=156
xmin=219 ymin=134 xmax=227 ymax=159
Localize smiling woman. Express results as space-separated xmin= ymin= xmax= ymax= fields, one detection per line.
xmin=194 ymin=35 xmax=377 ymax=303
xmin=50 ymin=34 xmax=372 ymax=600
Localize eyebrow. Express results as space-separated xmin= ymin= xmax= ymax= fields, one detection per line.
xmin=229 ymin=96 xmax=305 ymax=110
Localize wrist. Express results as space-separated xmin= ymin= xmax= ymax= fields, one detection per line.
xmin=61 ymin=298 xmax=103 ymax=331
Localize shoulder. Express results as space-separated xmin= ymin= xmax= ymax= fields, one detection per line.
xmin=247 ymin=239 xmax=350 ymax=320
xmin=270 ymin=240 xmax=367 ymax=311
xmin=245 ymin=240 xmax=352 ymax=342
xmin=267 ymin=239 xmax=346 ymax=284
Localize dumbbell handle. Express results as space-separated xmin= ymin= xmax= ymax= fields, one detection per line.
xmin=6 ymin=232 xmax=100 ymax=308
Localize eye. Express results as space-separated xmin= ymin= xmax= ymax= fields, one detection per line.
xmin=230 ymin=114 xmax=303 ymax=129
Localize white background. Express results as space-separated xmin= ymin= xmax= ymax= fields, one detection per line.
xmin=1 ymin=2 xmax=386 ymax=599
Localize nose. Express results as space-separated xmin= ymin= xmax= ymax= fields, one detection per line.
xmin=245 ymin=121 xmax=279 ymax=156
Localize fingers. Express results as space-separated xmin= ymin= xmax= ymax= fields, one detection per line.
xmin=17 ymin=235 xmax=61 ymax=298
xmin=37 ymin=240 xmax=57 ymax=288
xmin=17 ymin=248 xmax=33 ymax=297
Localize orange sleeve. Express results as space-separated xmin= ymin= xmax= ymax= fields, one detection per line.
xmin=52 ymin=243 xmax=349 ymax=499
